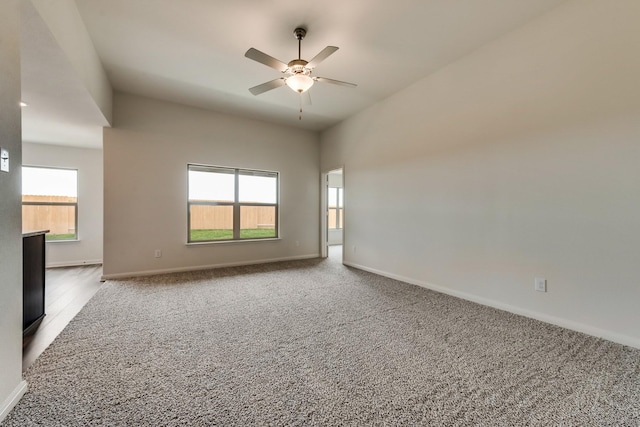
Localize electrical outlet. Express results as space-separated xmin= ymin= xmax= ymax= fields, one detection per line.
xmin=534 ymin=277 xmax=546 ymax=292
xmin=154 ymin=249 xmax=162 ymax=258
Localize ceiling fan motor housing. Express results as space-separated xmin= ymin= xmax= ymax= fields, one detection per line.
xmin=288 ymin=59 xmax=310 ymax=75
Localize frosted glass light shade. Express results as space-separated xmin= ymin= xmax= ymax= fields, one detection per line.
xmin=286 ymin=74 xmax=313 ymax=93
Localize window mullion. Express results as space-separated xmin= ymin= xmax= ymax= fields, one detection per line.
xmin=335 ymin=190 xmax=339 ymax=230
xmin=338 ymin=188 xmax=342 ymax=230
xmin=233 ymin=169 xmax=240 ymax=240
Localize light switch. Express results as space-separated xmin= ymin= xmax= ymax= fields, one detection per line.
xmin=0 ymin=148 xmax=9 ymax=173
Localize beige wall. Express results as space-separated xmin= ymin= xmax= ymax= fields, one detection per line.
xmin=103 ymin=93 xmax=320 ymax=278
xmin=22 ymin=142 xmax=104 ymax=267
xmin=0 ymin=0 xmax=27 ymax=420
xmin=321 ymin=0 xmax=640 ymax=347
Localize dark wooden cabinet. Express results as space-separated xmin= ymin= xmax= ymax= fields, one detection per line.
xmin=23 ymin=230 xmax=47 ymax=336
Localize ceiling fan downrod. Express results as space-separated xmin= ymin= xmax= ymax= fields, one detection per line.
xmin=294 ymin=27 xmax=306 ymax=60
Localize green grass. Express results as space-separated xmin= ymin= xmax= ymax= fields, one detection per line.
xmin=240 ymin=228 xmax=277 ymax=239
xmin=190 ymin=228 xmax=276 ymax=241
xmin=46 ymin=233 xmax=76 ymax=241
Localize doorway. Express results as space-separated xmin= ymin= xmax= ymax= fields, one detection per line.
xmin=321 ymin=168 xmax=343 ymax=259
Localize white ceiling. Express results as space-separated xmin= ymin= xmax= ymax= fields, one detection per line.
xmin=23 ymin=0 xmax=568 ymax=147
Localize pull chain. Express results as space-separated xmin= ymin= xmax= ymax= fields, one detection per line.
xmin=299 ymin=94 xmax=303 ymax=120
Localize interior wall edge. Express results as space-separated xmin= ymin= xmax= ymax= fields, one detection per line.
xmin=0 ymin=381 xmax=28 ymax=424
xmin=101 ymin=253 xmax=320 ymax=281
xmin=46 ymin=259 xmax=103 ymax=269
xmin=344 ymin=261 xmax=640 ymax=350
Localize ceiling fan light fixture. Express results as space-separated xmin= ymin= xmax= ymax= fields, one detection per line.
xmin=245 ymin=27 xmax=356 ymax=108
xmin=286 ymin=74 xmax=313 ymax=93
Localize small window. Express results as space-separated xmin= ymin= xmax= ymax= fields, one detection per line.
xmin=188 ymin=164 xmax=279 ymax=242
xmin=328 ymin=187 xmax=343 ymax=230
xmin=22 ymin=166 xmax=78 ymax=241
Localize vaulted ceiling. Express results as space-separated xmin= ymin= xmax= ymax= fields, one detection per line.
xmin=21 ymin=0 xmax=567 ymax=148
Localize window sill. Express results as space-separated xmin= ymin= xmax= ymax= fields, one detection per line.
xmin=46 ymin=239 xmax=80 ymax=244
xmin=186 ymin=238 xmax=281 ymax=246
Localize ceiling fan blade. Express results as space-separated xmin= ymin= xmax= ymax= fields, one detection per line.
xmin=314 ymin=77 xmax=357 ymax=88
xmin=245 ymin=48 xmax=288 ymax=72
xmin=249 ymin=78 xmax=286 ymax=95
xmin=307 ymin=46 xmax=339 ymax=69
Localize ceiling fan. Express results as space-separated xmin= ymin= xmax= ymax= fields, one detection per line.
xmin=245 ymin=27 xmax=357 ymax=103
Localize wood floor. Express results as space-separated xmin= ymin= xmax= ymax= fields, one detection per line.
xmin=22 ymin=264 xmax=104 ymax=372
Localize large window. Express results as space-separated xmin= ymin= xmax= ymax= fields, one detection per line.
xmin=22 ymin=166 xmax=78 ymax=241
xmin=188 ymin=164 xmax=279 ymax=242
xmin=328 ymin=187 xmax=343 ymax=229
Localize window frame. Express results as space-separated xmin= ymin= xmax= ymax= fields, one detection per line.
xmin=22 ymin=165 xmax=79 ymax=242
xmin=328 ymin=187 xmax=343 ymax=230
xmin=187 ymin=164 xmax=279 ymax=243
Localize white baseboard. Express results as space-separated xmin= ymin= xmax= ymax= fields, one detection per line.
xmin=0 ymin=380 xmax=27 ymax=423
xmin=101 ymin=254 xmax=320 ymax=280
xmin=47 ymin=259 xmax=102 ymax=268
xmin=344 ymin=261 xmax=640 ymax=350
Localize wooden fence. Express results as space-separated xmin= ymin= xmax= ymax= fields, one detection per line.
xmin=189 ymin=205 xmax=275 ymax=230
xmin=23 ymin=195 xmax=277 ymax=234
xmin=22 ymin=195 xmax=76 ymax=235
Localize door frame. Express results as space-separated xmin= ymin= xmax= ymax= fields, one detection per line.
xmin=321 ymin=167 xmax=344 ymax=259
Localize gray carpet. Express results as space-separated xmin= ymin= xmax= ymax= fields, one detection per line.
xmin=4 ymin=256 xmax=640 ymax=426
